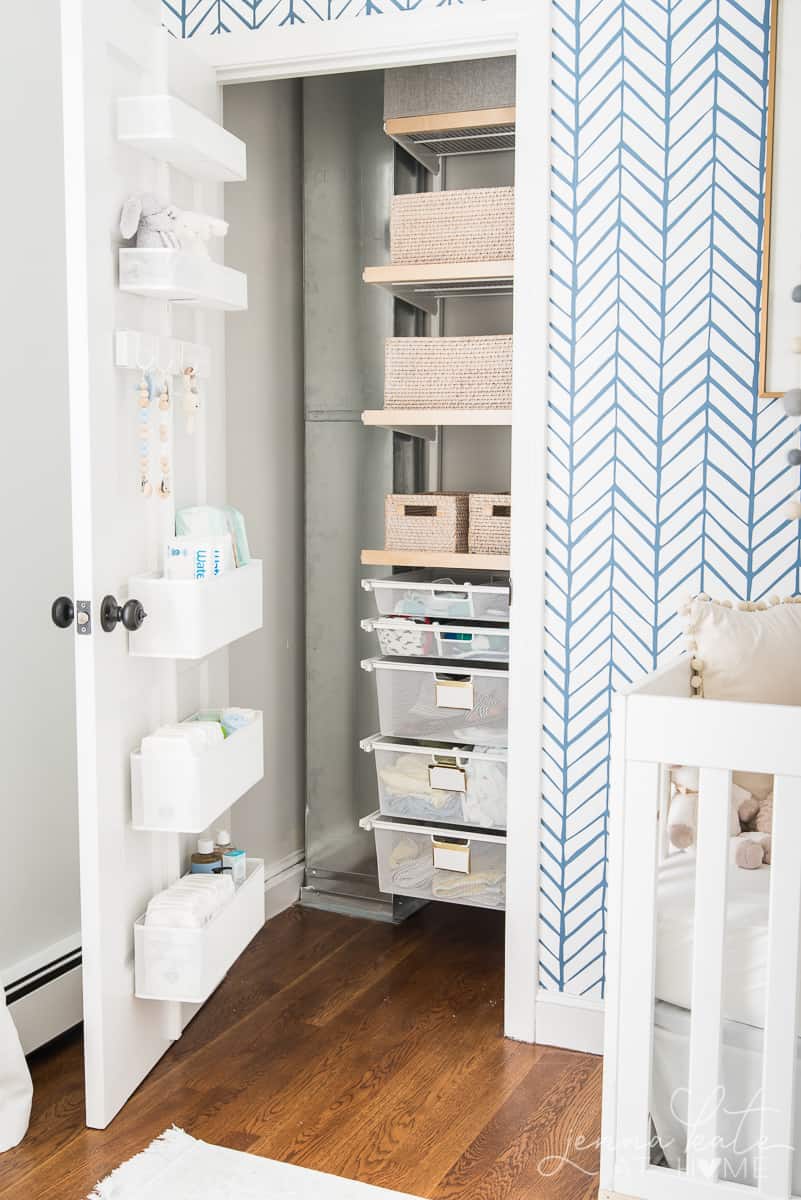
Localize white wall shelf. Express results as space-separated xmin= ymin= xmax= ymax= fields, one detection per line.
xmin=385 ymin=107 xmax=516 ymax=175
xmin=128 ymin=560 xmax=263 ymax=660
xmin=134 ymin=859 xmax=265 ymax=1004
xmin=361 ymin=548 xmax=510 ymax=572
xmin=117 ymin=94 xmax=247 ymax=182
xmin=119 ymin=249 xmax=248 ymax=312
xmin=362 ymin=261 xmax=514 ymax=314
xmin=131 ymin=710 xmax=264 ymax=833
xmin=362 ymin=408 xmax=512 ymax=438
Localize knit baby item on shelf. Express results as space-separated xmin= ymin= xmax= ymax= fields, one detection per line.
xmin=389 ymin=838 xmax=433 ymax=890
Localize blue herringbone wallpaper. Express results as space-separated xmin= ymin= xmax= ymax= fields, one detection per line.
xmin=167 ymin=0 xmax=799 ymax=999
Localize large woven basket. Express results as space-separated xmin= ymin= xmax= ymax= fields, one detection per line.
xmin=390 ymin=187 xmax=515 ymax=265
xmin=384 ymin=336 xmax=512 ymax=410
xmin=469 ymin=494 xmax=511 ymax=555
xmin=385 ymin=493 xmax=469 ymax=553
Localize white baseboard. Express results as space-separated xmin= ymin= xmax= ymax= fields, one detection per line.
xmin=535 ymin=990 xmax=604 ymax=1056
xmin=5 ymin=936 xmax=83 ymax=1055
xmin=264 ymin=850 xmax=304 ymax=921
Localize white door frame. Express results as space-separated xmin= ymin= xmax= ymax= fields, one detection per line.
xmin=194 ymin=0 xmax=550 ymax=1044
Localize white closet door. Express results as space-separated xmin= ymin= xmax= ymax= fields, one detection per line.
xmin=59 ymin=0 xmax=229 ymax=1128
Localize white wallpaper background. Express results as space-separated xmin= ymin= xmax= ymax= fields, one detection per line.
xmin=165 ymin=0 xmax=799 ymax=999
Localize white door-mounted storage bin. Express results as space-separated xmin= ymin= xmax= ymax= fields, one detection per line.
xmin=362 ymin=570 xmax=509 ymax=621
xmin=362 ymin=657 xmax=509 ymax=745
xmin=362 ymin=735 xmax=507 ymax=830
xmin=119 ymin=249 xmax=248 ymax=312
xmin=128 ymin=560 xmax=262 ymax=660
xmin=361 ymin=617 xmax=509 ymax=662
xmin=117 ymin=95 xmax=247 ymax=182
xmin=360 ymin=812 xmax=506 ymax=910
xmin=134 ymin=859 xmax=265 ymax=1004
xmin=131 ymin=710 xmax=264 ymax=833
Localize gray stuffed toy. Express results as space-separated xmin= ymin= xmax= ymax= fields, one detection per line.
xmin=120 ymin=193 xmax=181 ymax=249
xmin=120 ymin=194 xmax=228 ymax=256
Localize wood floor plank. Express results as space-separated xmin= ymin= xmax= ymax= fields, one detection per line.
xmin=0 ymin=905 xmax=604 ymax=1200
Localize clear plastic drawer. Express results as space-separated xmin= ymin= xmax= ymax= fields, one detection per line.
xmin=362 ymin=570 xmax=509 ymax=622
xmin=362 ymin=657 xmax=508 ymax=746
xmin=361 ymin=617 xmax=509 ymax=662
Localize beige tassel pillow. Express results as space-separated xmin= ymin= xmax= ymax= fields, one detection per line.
xmin=679 ymin=594 xmax=801 ymax=804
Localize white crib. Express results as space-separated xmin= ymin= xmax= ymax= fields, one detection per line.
xmin=599 ymin=656 xmax=801 ymax=1200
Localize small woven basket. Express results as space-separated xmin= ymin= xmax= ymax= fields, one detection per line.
xmin=469 ymin=494 xmax=511 ymax=555
xmin=384 ymin=336 xmax=512 ymax=410
xmin=385 ymin=493 xmax=469 ymax=553
xmin=390 ymin=187 xmax=515 ymax=265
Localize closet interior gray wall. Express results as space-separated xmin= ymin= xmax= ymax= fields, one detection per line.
xmin=223 ymin=69 xmax=512 ymax=903
xmin=224 ymin=80 xmax=306 ymax=876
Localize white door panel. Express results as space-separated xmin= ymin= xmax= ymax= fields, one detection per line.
xmin=60 ymin=0 xmax=229 ymax=1127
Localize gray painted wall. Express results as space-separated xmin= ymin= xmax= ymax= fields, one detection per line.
xmin=223 ymin=81 xmax=306 ymax=873
xmin=0 ymin=4 xmax=80 ymax=983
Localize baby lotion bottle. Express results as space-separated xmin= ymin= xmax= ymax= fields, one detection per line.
xmin=214 ymin=829 xmax=246 ymax=885
xmin=190 ymin=838 xmax=223 ymax=874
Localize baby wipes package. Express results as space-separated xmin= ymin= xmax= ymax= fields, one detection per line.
xmin=164 ymin=533 xmax=235 ymax=580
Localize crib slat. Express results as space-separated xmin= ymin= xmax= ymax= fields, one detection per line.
xmin=686 ymin=767 xmax=730 ymax=1181
xmin=760 ymin=774 xmax=801 ymax=1200
xmin=613 ymin=758 xmax=660 ymax=1187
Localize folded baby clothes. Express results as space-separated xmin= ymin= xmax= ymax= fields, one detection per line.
xmin=144 ymin=874 xmax=234 ymax=928
xmin=432 ymin=868 xmax=505 ymax=906
xmin=389 ymin=837 xmax=434 ymax=890
xmin=461 ymin=749 xmax=507 ymax=829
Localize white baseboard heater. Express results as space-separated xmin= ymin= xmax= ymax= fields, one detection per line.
xmin=6 ymin=941 xmax=82 ymax=1055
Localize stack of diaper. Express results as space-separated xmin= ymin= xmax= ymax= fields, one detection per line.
xmin=140 ymin=708 xmax=257 ymax=758
xmin=144 ymin=873 xmax=234 ymax=929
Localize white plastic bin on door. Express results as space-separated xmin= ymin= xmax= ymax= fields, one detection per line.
xmin=360 ymin=812 xmax=506 ymax=910
xmin=362 ymin=617 xmax=509 ymax=661
xmin=134 ymin=859 xmax=265 ymax=1004
xmin=362 ymin=570 xmax=509 ymax=621
xmin=362 ymin=736 xmax=507 ymax=830
xmin=131 ymin=711 xmax=264 ymax=833
xmin=128 ymin=560 xmax=262 ymax=659
xmin=361 ymin=657 xmax=509 ymax=745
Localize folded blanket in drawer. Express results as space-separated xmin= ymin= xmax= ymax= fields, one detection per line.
xmin=432 ymin=868 xmax=505 ymax=904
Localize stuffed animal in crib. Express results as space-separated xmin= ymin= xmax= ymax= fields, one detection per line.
xmin=120 ymin=194 xmax=227 ymax=256
xmin=667 ymin=766 xmax=771 ymax=868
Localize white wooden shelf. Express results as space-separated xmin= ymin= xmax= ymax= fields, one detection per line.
xmin=134 ymin=859 xmax=265 ymax=1004
xmin=128 ymin=560 xmax=263 ymax=660
xmin=119 ymin=249 xmax=248 ymax=312
xmin=362 ymin=261 xmax=514 ymax=314
xmin=363 ymin=408 xmax=512 ymax=438
xmin=385 ymin=107 xmax=516 ymax=174
xmin=361 ymin=549 xmax=510 ymax=572
xmin=117 ymin=95 xmax=247 ymax=182
xmin=131 ymin=711 xmax=264 ymax=834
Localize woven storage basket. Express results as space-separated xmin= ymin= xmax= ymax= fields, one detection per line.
xmin=469 ymin=494 xmax=511 ymax=555
xmin=385 ymin=493 xmax=469 ymax=553
xmin=390 ymin=187 xmax=515 ymax=265
xmin=384 ymin=335 xmax=512 ymax=410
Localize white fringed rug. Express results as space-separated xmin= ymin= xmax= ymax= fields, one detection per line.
xmin=87 ymin=1128 xmax=424 ymax=1200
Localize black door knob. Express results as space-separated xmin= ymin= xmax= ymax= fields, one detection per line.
xmin=100 ymin=595 xmax=147 ymax=633
xmin=51 ymin=596 xmax=75 ymax=629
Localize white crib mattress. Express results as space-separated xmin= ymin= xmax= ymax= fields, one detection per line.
xmin=652 ymin=1000 xmax=801 ymax=1187
xmin=655 ymin=847 xmax=771 ymax=1030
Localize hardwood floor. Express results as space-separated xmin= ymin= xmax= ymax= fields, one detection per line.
xmin=1 ymin=904 xmax=602 ymax=1199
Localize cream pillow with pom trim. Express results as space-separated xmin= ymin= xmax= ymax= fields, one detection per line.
xmin=679 ymin=593 xmax=801 ymax=802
